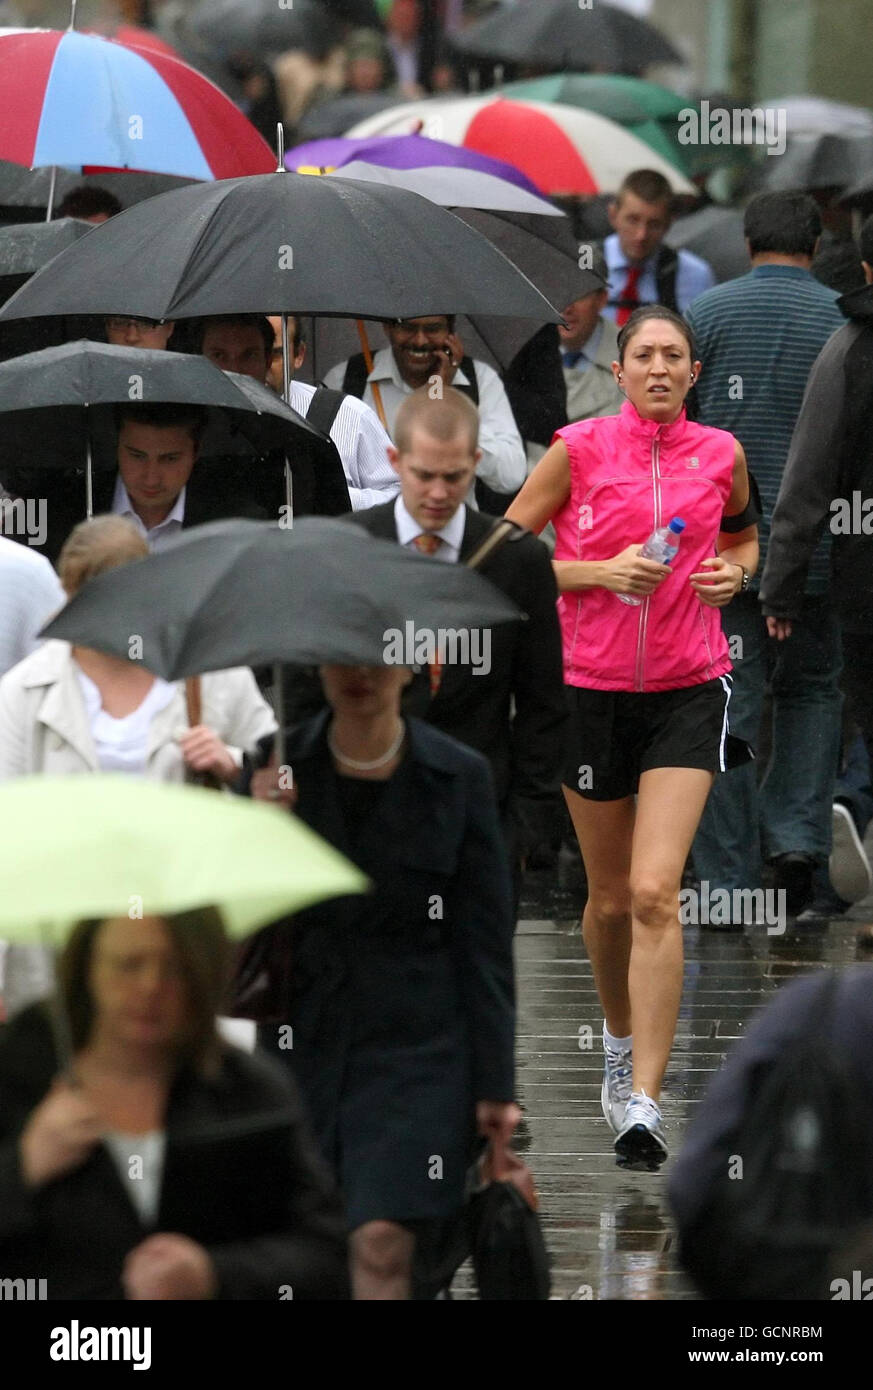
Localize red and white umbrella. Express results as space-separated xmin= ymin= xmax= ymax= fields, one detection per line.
xmin=348 ymin=95 xmax=695 ymax=198
xmin=0 ymin=26 xmax=275 ymax=189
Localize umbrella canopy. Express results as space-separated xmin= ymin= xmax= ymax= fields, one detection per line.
xmin=326 ymin=160 xmax=560 ymax=214
xmin=776 ymin=95 xmax=873 ymax=138
xmin=500 ymin=73 xmax=708 ymax=176
xmin=0 ymin=340 xmax=328 ymax=470
xmin=43 ymin=516 xmax=523 ymax=676
xmin=0 ymin=171 xmax=562 ymax=324
xmin=295 ymin=93 xmax=408 ymax=142
xmin=190 ymin=0 xmax=346 ymax=57
xmin=452 ymin=0 xmax=681 ymax=71
xmin=301 ymin=208 xmax=585 ymax=378
xmin=665 ymin=205 xmax=748 ymax=284
xmin=757 ymin=130 xmax=873 ymax=193
xmin=0 ymin=27 xmax=275 ymax=180
xmin=0 ymin=161 xmax=196 ymax=216
xmin=287 ymin=133 xmax=543 ymax=195
xmin=346 ymin=96 xmax=696 ymax=196
xmin=0 ymin=216 xmax=93 ymax=300
xmin=0 ymin=774 xmax=367 ymax=942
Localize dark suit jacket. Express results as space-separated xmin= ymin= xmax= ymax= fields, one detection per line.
xmin=346 ymin=502 xmax=568 ymax=850
xmin=0 ymin=460 xmax=271 ymax=564
xmin=0 ymin=1004 xmax=349 ymax=1300
xmin=257 ymin=712 xmax=516 ymax=1106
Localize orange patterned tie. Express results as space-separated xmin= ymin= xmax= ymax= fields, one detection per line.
xmin=412 ymin=532 xmax=444 ymax=695
xmin=412 ymin=532 xmax=442 ymax=556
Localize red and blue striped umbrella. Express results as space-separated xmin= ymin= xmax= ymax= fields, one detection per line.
xmin=0 ymin=27 xmax=275 ymax=181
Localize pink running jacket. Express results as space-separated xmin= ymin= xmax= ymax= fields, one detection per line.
xmin=553 ymin=402 xmax=736 ymax=693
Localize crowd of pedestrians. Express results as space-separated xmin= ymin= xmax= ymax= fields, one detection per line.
xmin=0 ymin=8 xmax=872 ymax=1293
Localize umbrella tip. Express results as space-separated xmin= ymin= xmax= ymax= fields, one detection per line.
xmin=68 ymin=0 xmax=78 ymax=30
xmin=275 ymin=123 xmax=286 ymax=173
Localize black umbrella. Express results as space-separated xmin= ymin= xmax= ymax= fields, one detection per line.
xmin=0 ymin=218 xmax=94 ymax=303
xmin=296 ymin=93 xmax=409 ymax=142
xmin=43 ymin=516 xmax=522 ymax=761
xmin=453 ymin=0 xmax=682 ymax=72
xmin=190 ymin=0 xmax=352 ymax=57
xmin=666 ymin=205 xmax=749 ymax=284
xmin=0 ymin=161 xmax=197 ymax=218
xmin=302 ymin=207 xmax=581 ymax=377
xmin=0 ymin=171 xmax=561 ymax=327
xmin=758 ymin=131 xmax=873 ymax=193
xmin=0 ymin=340 xmax=341 ymax=526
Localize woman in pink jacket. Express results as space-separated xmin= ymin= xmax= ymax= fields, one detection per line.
xmin=507 ymin=307 xmax=759 ymax=1171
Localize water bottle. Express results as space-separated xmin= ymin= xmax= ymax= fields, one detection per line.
xmin=619 ymin=517 xmax=686 ymax=606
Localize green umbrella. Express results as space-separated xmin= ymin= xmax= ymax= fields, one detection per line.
xmin=0 ymin=775 xmax=368 ymax=944
xmin=501 ymin=75 xmax=728 ymax=178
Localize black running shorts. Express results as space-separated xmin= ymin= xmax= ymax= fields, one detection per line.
xmin=563 ymin=676 xmax=742 ymax=802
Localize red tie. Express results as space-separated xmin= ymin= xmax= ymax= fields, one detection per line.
xmin=412 ymin=533 xmax=443 ymax=695
xmin=616 ymin=265 xmax=642 ymax=327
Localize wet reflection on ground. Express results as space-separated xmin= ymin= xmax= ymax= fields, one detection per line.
xmin=451 ymin=848 xmax=873 ymax=1300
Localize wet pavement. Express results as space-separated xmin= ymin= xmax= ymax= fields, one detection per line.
xmin=452 ymin=849 xmax=873 ymax=1301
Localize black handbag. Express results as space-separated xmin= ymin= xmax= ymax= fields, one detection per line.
xmin=466 ymin=1141 xmax=552 ymax=1301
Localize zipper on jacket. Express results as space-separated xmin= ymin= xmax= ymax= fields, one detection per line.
xmin=635 ymin=432 xmax=662 ymax=692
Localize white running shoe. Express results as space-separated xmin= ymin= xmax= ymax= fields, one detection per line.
xmin=829 ymin=803 xmax=873 ymax=904
xmin=614 ymin=1090 xmax=668 ymax=1171
xmin=601 ymin=1036 xmax=633 ymax=1134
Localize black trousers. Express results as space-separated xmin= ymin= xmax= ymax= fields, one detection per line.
xmin=840 ymin=630 xmax=873 ymax=787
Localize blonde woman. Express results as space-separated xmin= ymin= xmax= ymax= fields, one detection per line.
xmin=0 ymin=515 xmax=276 ymax=782
xmin=0 ymin=516 xmax=277 ymax=1019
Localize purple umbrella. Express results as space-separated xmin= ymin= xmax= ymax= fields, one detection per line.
xmin=286 ymin=134 xmax=545 ymax=197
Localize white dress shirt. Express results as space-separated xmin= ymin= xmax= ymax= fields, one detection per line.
xmin=324 ymin=348 xmax=527 ymax=504
xmin=394 ymin=496 xmax=465 ymax=564
xmin=287 ymin=379 xmax=398 ymax=511
xmin=0 ymin=536 xmax=66 ymax=678
xmin=111 ymin=476 xmax=186 ymax=552
xmin=602 ymin=232 xmax=717 ymax=320
xmin=75 ymin=668 xmax=178 ymax=775
xmin=103 ymin=1130 xmax=166 ymax=1226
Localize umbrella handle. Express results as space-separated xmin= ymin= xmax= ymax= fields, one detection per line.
xmin=356 ymin=320 xmax=388 ymax=432
xmin=45 ymin=166 xmax=57 ymax=223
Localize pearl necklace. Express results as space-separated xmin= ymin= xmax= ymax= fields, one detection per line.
xmin=327 ymin=720 xmax=405 ymax=771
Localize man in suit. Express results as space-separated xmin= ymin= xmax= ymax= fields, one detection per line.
xmin=3 ymin=402 xmax=273 ymax=563
xmin=603 ymin=169 xmax=716 ymax=322
xmin=348 ymin=387 xmax=568 ymax=884
xmin=104 ymin=402 xmax=267 ymax=551
xmin=560 ymin=247 xmax=624 ymax=426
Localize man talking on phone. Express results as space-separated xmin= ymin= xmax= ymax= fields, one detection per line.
xmin=325 ymin=315 xmax=527 ymax=506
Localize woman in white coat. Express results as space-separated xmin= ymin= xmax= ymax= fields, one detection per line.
xmin=0 ymin=516 xmax=277 ymax=1019
xmin=0 ymin=516 xmax=276 ymax=782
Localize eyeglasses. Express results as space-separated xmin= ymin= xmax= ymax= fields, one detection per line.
xmin=106 ymin=316 xmax=164 ymax=331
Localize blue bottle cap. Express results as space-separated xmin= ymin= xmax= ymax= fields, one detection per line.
xmin=668 ymin=517 xmax=686 ymax=534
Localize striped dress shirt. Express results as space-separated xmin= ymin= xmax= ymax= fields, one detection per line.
xmin=288 ymin=379 xmax=398 ymax=512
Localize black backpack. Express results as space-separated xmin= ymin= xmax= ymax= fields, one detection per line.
xmin=683 ymin=973 xmax=873 ymax=1300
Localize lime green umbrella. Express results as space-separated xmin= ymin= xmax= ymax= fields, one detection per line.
xmin=501 ymin=75 xmax=730 ymax=177
xmin=0 ymin=775 xmax=368 ymax=943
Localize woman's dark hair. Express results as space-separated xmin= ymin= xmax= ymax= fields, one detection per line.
xmin=617 ymin=305 xmax=697 ymax=363
xmin=743 ymin=191 xmax=822 ymax=258
xmin=58 ymin=908 xmax=230 ymax=1075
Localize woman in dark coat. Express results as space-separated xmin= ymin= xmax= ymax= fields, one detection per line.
xmin=248 ymin=662 xmax=518 ymax=1299
xmin=0 ymin=909 xmax=348 ymax=1300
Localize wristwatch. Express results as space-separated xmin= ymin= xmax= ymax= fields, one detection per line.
xmin=734 ymin=564 xmax=751 ymax=593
